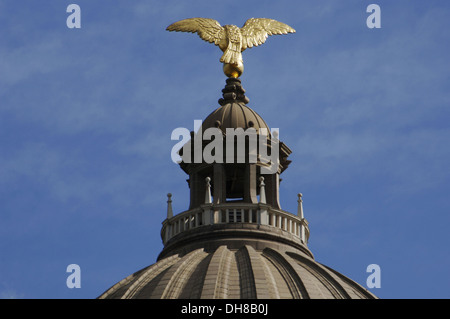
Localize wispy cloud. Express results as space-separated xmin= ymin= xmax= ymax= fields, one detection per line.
xmin=0 ymin=290 xmax=24 ymax=299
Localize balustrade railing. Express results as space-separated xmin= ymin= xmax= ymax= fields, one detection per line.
xmin=161 ymin=203 xmax=309 ymax=245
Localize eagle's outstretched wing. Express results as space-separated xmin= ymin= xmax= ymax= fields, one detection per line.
xmin=166 ymin=18 xmax=226 ymax=48
xmin=240 ymin=18 xmax=295 ymax=51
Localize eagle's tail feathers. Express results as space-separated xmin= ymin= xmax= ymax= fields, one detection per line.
xmin=220 ymin=42 xmax=242 ymax=65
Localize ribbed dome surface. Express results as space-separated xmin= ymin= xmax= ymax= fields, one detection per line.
xmin=201 ymin=77 xmax=270 ymax=134
xmin=99 ymin=244 xmax=375 ymax=299
xmin=202 ymin=102 xmax=270 ymax=134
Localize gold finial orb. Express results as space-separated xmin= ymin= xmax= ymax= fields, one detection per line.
xmin=223 ymin=62 xmax=244 ymax=78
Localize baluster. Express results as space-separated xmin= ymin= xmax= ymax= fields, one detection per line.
xmin=166 ymin=193 xmax=173 ymax=219
xmin=258 ymin=177 xmax=269 ymax=225
xmin=298 ymin=193 xmax=306 ymax=243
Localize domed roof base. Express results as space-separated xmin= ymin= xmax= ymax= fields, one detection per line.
xmin=98 ymin=242 xmax=376 ymax=299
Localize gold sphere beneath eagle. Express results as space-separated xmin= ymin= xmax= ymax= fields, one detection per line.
xmin=223 ymin=62 xmax=244 ymax=78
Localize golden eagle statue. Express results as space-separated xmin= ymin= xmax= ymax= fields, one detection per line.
xmin=166 ymin=18 xmax=295 ymax=78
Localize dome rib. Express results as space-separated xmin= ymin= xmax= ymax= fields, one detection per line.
xmin=157 ymin=249 xmax=208 ymax=299
xmin=123 ymin=255 xmax=180 ymax=299
xmin=235 ymin=246 xmax=257 ymax=299
xmin=99 ymin=254 xmax=180 ymax=299
xmin=288 ymin=251 xmax=377 ymax=299
xmin=285 ymin=252 xmax=348 ymax=299
xmin=320 ymin=264 xmax=375 ymax=299
xmin=245 ymin=246 xmax=271 ymax=299
xmin=201 ymin=245 xmax=234 ymax=299
xmin=262 ymin=248 xmax=309 ymax=299
xmin=179 ymin=252 xmax=212 ymax=298
xmin=258 ymin=251 xmax=281 ymax=298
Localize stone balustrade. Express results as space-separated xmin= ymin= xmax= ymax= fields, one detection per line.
xmin=161 ymin=202 xmax=309 ymax=246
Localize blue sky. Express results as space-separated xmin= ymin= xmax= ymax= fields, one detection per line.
xmin=0 ymin=0 xmax=449 ymax=299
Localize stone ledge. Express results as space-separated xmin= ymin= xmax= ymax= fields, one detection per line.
xmin=157 ymin=223 xmax=312 ymax=261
